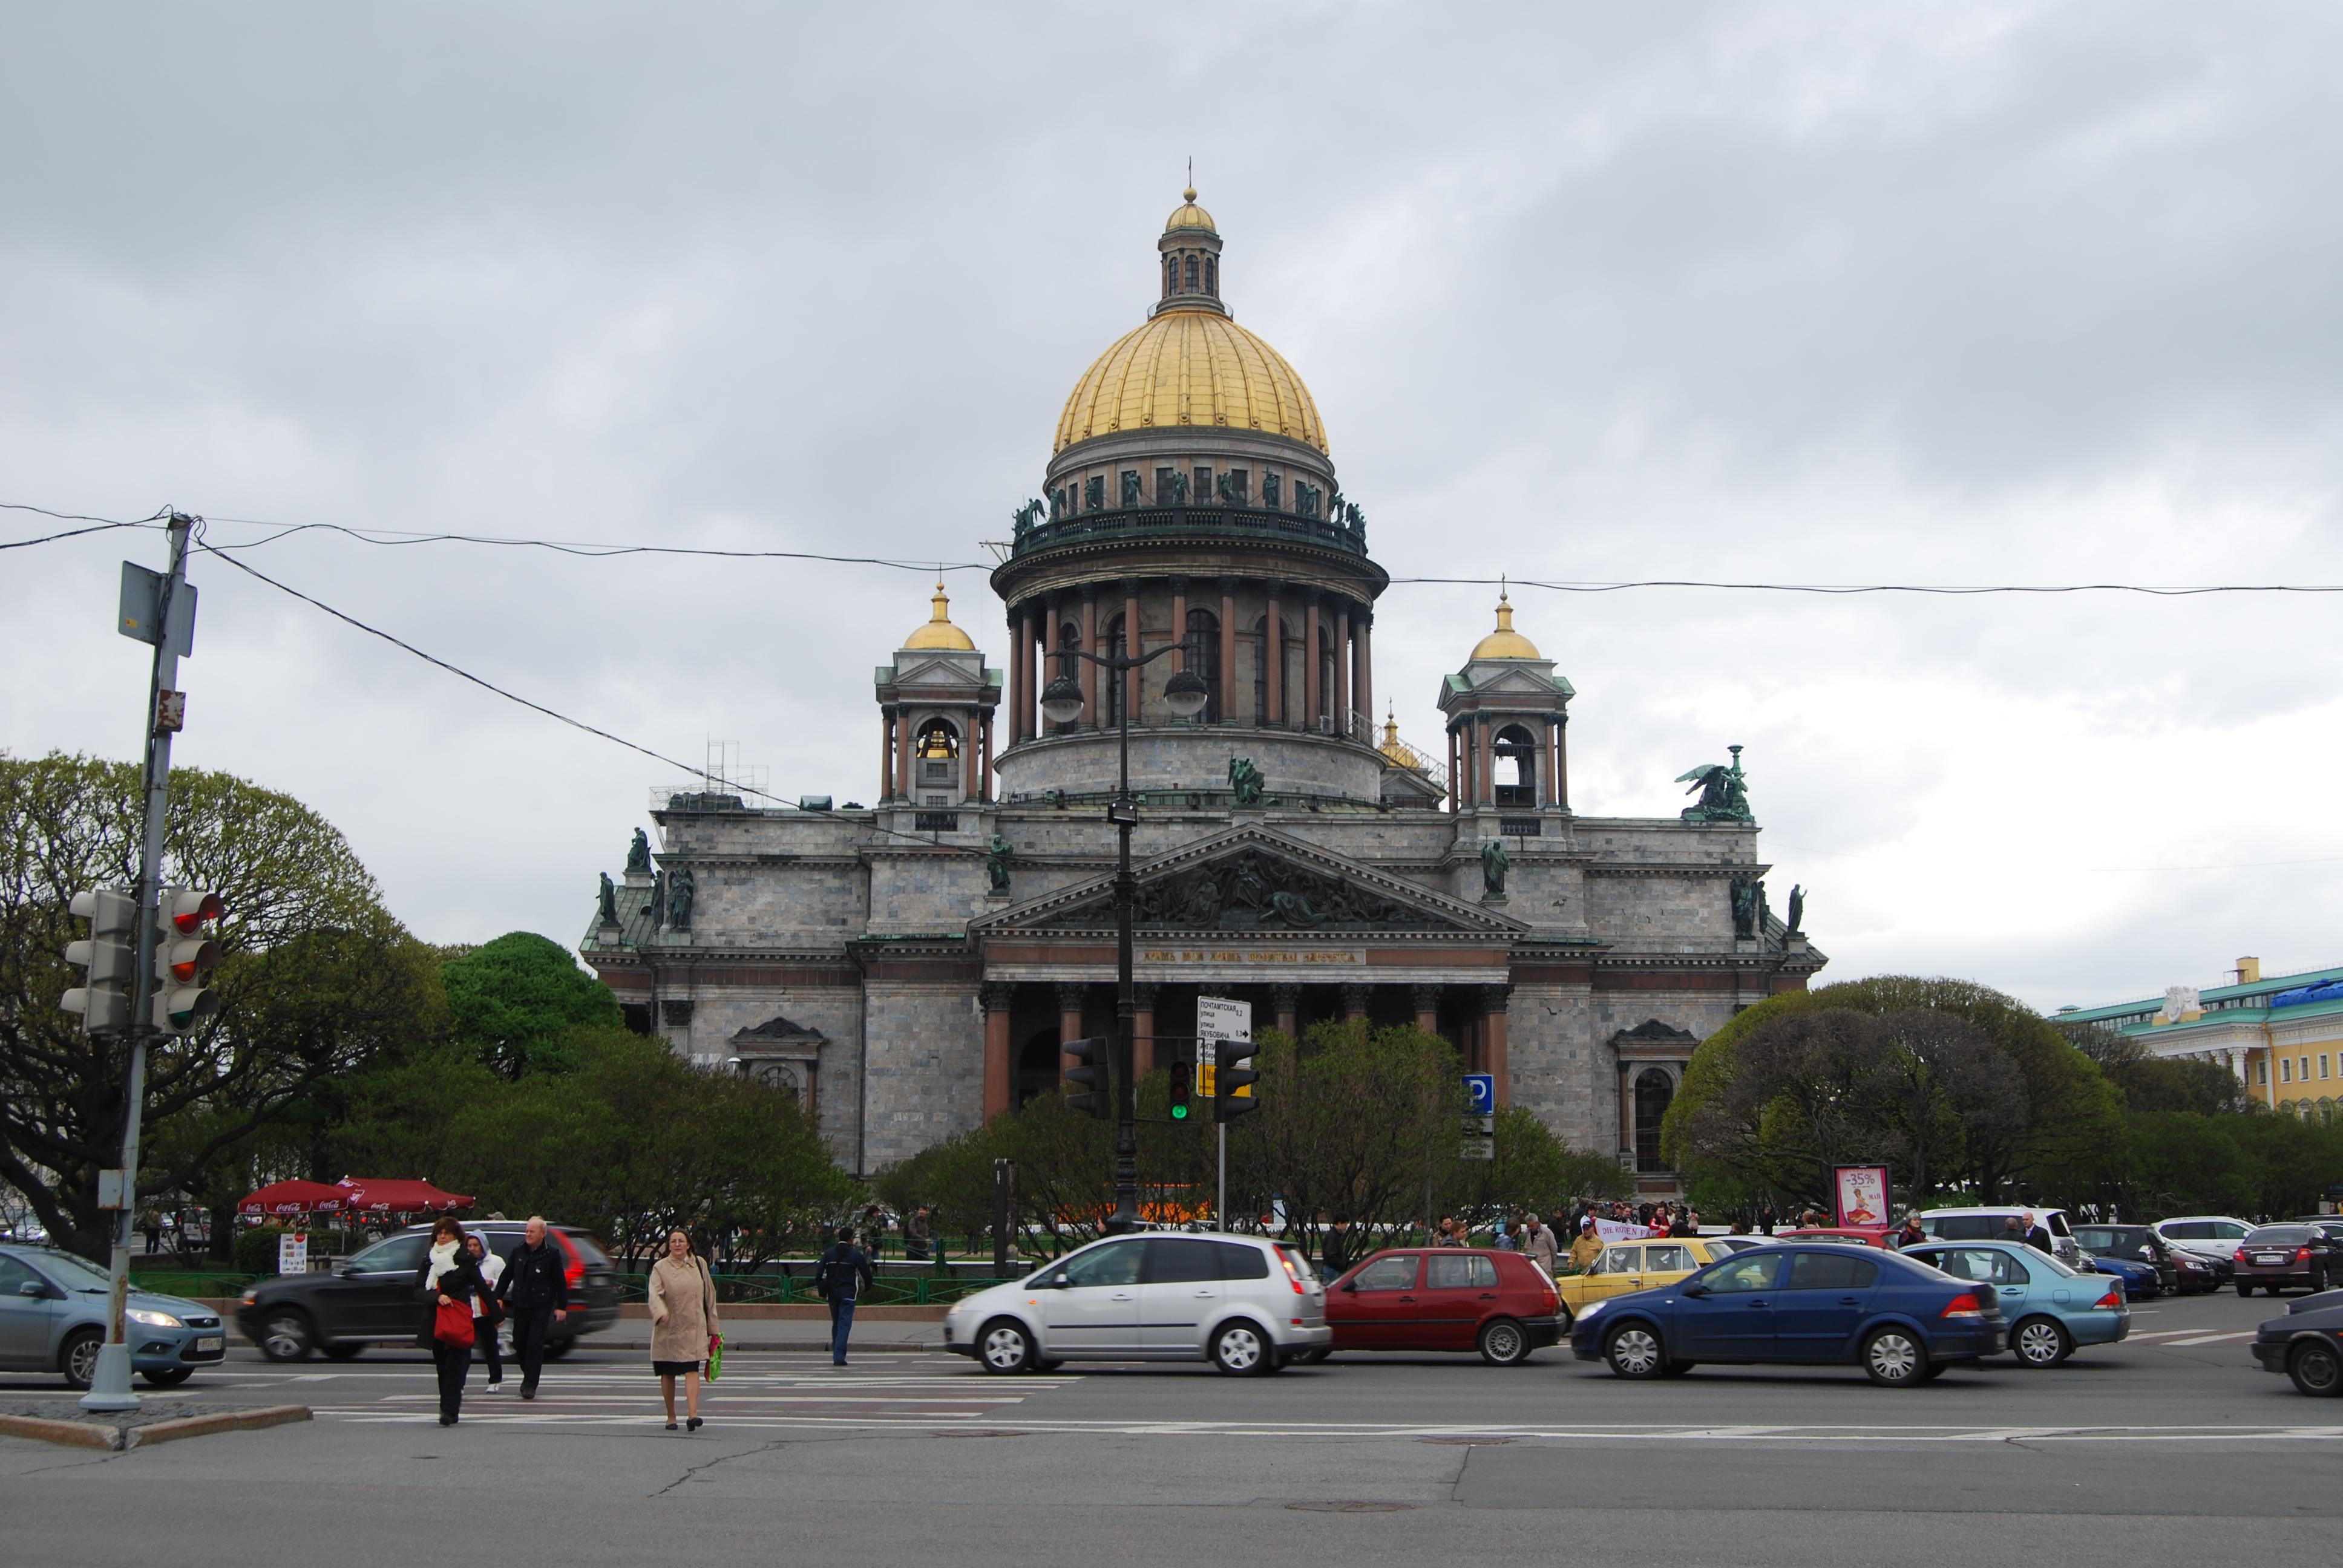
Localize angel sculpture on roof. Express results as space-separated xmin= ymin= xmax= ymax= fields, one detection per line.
xmin=1676 ymin=744 xmax=1753 ymax=825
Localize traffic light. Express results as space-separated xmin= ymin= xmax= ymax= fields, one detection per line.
xmin=1167 ymin=1057 xmax=1193 ymax=1120
xmin=151 ymin=887 xmax=224 ymax=1035
xmin=1214 ymin=1040 xmax=1260 ymax=1123
xmin=1063 ymin=1036 xmax=1111 ymax=1119
xmin=61 ymin=889 xmax=139 ymax=1034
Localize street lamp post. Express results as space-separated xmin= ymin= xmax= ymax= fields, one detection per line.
xmin=1040 ymin=642 xmax=1210 ymax=1234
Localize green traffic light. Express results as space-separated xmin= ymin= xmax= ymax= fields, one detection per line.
xmin=1171 ymin=1102 xmax=1188 ymax=1120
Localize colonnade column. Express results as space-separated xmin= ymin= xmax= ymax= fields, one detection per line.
xmin=1355 ymin=614 xmax=1374 ymax=733
xmin=1271 ymin=983 xmax=1300 ymax=1038
xmin=1042 ymin=605 xmax=1062 ymax=733
xmin=1006 ymin=610 xmax=1024 ymax=746
xmin=978 ymin=712 xmax=994 ymax=802
xmin=1334 ymin=603 xmax=1351 ymax=737
xmin=1080 ymin=593 xmax=1098 ymax=728
xmin=1340 ymin=983 xmax=1369 ymax=1023
xmin=1057 ymin=982 xmax=1088 ymax=1081
xmin=1556 ymin=714 xmax=1570 ymax=811
xmin=981 ymin=982 xmax=1014 ymax=1122
xmin=1133 ymin=983 xmax=1159 ymax=1079
xmin=1214 ymin=579 xmax=1236 ymax=724
xmin=1481 ymin=985 xmax=1512 ymax=1106
xmin=1544 ymin=719 xmax=1561 ymax=809
xmin=896 ymin=705 xmax=913 ymax=800
xmin=1304 ymin=593 xmax=1322 ymax=733
xmin=963 ymin=716 xmax=980 ymax=800
xmin=1447 ymin=729 xmax=1461 ymax=812
xmin=1265 ymin=583 xmax=1284 ymax=727
xmin=1475 ymin=718 xmax=1494 ymax=807
xmin=1412 ymin=983 xmax=1441 ymax=1036
xmin=879 ymin=710 xmax=896 ymax=802
xmin=1170 ymin=578 xmax=1188 ymax=673
xmin=1123 ymin=580 xmax=1142 ymax=724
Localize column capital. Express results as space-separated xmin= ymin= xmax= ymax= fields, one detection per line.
xmin=1339 ymin=982 xmax=1371 ymax=1014
xmin=1480 ymin=983 xmax=1513 ymax=1014
xmin=1167 ymin=574 xmax=1189 ymax=593
xmin=1410 ymin=982 xmax=1443 ymax=1011
xmin=1268 ymin=982 xmax=1303 ymax=1010
xmin=981 ymin=981 xmax=1016 ymax=1013
xmin=1055 ymin=981 xmax=1089 ymax=1011
xmin=1132 ymin=982 xmax=1161 ymax=1009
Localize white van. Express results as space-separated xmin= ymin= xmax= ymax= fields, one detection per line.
xmin=1916 ymin=1207 xmax=2080 ymax=1266
xmin=943 ymin=1232 xmax=1331 ymax=1375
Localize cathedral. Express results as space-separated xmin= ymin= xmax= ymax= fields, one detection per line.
xmin=582 ymin=188 xmax=1824 ymax=1197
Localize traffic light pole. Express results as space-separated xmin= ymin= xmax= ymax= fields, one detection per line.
xmin=82 ymin=511 xmax=193 ymax=1413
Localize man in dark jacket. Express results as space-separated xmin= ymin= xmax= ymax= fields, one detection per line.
xmin=2019 ymin=1211 xmax=2056 ymax=1256
xmin=498 ymin=1215 xmax=569 ymax=1400
xmin=816 ymin=1225 xmax=876 ymax=1367
xmin=1319 ymin=1217 xmax=1360 ymax=1279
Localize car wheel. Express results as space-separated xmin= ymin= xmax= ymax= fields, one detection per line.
xmin=257 ymin=1309 xmax=315 ymax=1362
xmin=1211 ymin=1321 xmax=1273 ymax=1376
xmin=1861 ymin=1327 xmax=1927 ymax=1387
xmin=321 ymin=1342 xmax=364 ymax=1361
xmin=1604 ymin=1323 xmax=1665 ymax=1379
xmin=542 ymin=1337 xmax=575 ymax=1361
xmin=2287 ymin=1339 xmax=2343 ymax=1397
xmin=2011 ymin=1316 xmax=2071 ymax=1368
xmin=59 ymin=1328 xmax=105 ymax=1390
xmin=977 ymin=1318 xmax=1035 ymax=1374
xmin=1476 ymin=1318 xmax=1530 ymax=1367
xmin=2236 ymin=1282 xmax=2255 ymax=1298
xmin=141 ymin=1366 xmax=194 ymax=1388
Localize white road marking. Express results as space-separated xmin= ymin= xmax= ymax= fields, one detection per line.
xmin=2160 ymin=1332 xmax=2258 ymax=1347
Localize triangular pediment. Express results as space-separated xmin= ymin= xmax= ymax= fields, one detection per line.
xmin=885 ymin=652 xmax=988 ymax=689
xmin=1470 ymin=666 xmax=1566 ymax=697
xmin=974 ymin=825 xmax=1525 ymax=936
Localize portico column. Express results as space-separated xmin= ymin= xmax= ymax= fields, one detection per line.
xmin=1334 ymin=603 xmax=1351 ymax=736
xmin=1271 ymin=982 xmax=1300 ymax=1038
xmin=1356 ymin=613 xmax=1374 ymax=730
xmin=896 ymin=705 xmax=913 ymax=800
xmin=1411 ymin=983 xmax=1441 ymax=1036
xmin=1057 ymin=982 xmax=1089 ymax=1083
xmin=1265 ymin=584 xmax=1284 ymax=727
xmin=1303 ymin=593 xmax=1322 ymax=732
xmin=879 ymin=710 xmax=896 ymax=802
xmin=1219 ymin=578 xmax=1238 ymax=723
xmin=1340 ymin=982 xmax=1369 ymax=1023
xmin=981 ymin=982 xmax=1015 ymax=1122
xmin=1475 ymin=717 xmax=1494 ymax=807
xmin=1482 ymin=985 xmax=1512 ymax=1106
xmin=1080 ymin=592 xmax=1098 ymax=728
xmin=1133 ymin=983 xmax=1159 ymax=1079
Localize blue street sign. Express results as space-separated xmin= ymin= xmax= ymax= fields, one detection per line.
xmin=1462 ymin=1074 xmax=1495 ymax=1112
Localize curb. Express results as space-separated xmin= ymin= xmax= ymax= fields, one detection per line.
xmin=0 ymin=1405 xmax=312 ymax=1452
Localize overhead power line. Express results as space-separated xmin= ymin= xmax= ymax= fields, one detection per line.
xmin=1392 ymin=575 xmax=2343 ymax=598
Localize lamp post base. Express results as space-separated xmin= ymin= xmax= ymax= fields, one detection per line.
xmin=79 ymin=1344 xmax=140 ymax=1413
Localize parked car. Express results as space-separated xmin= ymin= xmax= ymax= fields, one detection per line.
xmin=2249 ymin=1293 xmax=2343 ymax=1396
xmin=1555 ymin=1236 xmax=1744 ymax=1330
xmin=1775 ymin=1226 xmax=1899 ymax=1249
xmin=1317 ymin=1247 xmax=1561 ymax=1365
xmin=1568 ymin=1243 xmax=2008 ymax=1387
xmin=2081 ymin=1251 xmax=2163 ymax=1301
xmin=2071 ymin=1224 xmax=2178 ymax=1297
xmin=2151 ymin=1217 xmax=2251 ymax=1284
xmin=943 ymin=1232 xmax=1329 ymax=1375
xmin=1898 ymin=1238 xmax=2130 ymax=1367
xmin=0 ymin=1244 xmax=227 ymax=1389
xmin=2230 ymin=1224 xmax=2340 ymax=1296
xmin=1915 ymin=1206 xmax=2082 ymax=1266
xmin=236 ymin=1220 xmax=620 ymax=1361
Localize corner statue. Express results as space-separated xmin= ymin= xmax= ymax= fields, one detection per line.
xmin=1786 ymin=883 xmax=1805 ymax=936
xmin=626 ymin=827 xmax=652 ymax=875
xmin=1676 ymin=743 xmax=1754 ymax=825
xmin=1480 ymin=837 xmax=1510 ymax=898
xmin=986 ymin=834 xmax=1014 ymax=895
xmin=1227 ymin=756 xmax=1265 ymax=807
xmin=666 ymin=866 xmax=696 ymax=932
xmin=597 ymin=872 xmax=619 ymax=927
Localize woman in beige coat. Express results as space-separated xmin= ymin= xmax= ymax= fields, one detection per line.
xmin=648 ymin=1229 xmax=721 ymax=1431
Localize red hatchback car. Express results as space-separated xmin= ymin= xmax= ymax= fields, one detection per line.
xmin=1319 ymin=1248 xmax=1563 ymax=1365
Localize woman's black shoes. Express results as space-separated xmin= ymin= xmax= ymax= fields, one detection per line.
xmin=664 ymin=1420 xmax=678 ymax=1431
xmin=686 ymin=1416 xmax=703 ymax=1432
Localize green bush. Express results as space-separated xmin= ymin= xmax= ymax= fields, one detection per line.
xmin=234 ymin=1224 xmax=285 ymax=1275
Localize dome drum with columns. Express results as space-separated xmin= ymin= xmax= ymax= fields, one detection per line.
xmin=582 ymin=186 xmax=1824 ymax=1195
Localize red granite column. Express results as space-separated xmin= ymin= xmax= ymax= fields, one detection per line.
xmin=1273 ymin=983 xmax=1300 ymax=1039
xmin=1080 ymin=593 xmax=1098 ymax=727
xmin=879 ymin=710 xmax=894 ymax=802
xmin=1334 ymin=604 xmax=1351 ymax=736
xmin=1057 ymin=982 xmax=1087 ymax=1082
xmin=982 ymin=983 xmax=1014 ymax=1122
xmin=1340 ymin=982 xmax=1368 ymax=1022
xmin=963 ymin=712 xmax=980 ymax=801
xmin=1447 ymin=728 xmax=1461 ymax=812
xmin=1356 ymin=615 xmax=1373 ymax=728
xmin=1132 ymin=983 xmax=1158 ymax=1079
xmin=1475 ymin=719 xmax=1494 ymax=806
xmin=1303 ymin=595 xmax=1322 ymax=732
xmin=1043 ymin=605 xmax=1062 ymax=732
xmin=896 ymin=707 xmax=913 ymax=801
xmin=978 ymin=712 xmax=994 ymax=802
xmin=1123 ymin=583 xmax=1141 ymax=724
xmin=1557 ymin=713 xmax=1570 ymax=810
xmin=1483 ymin=985 xmax=1512 ymax=1106
xmin=1170 ymin=580 xmax=1188 ymax=671
xmin=1219 ymin=580 xmax=1238 ymax=724
xmin=1011 ymin=608 xmax=1031 ymax=744
xmin=1412 ymin=983 xmax=1440 ymax=1036
xmin=1265 ymin=585 xmax=1283 ymax=727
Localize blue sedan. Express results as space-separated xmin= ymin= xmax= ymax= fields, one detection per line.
xmin=1569 ymin=1243 xmax=2007 ymax=1386
xmin=1899 ymin=1240 xmax=2129 ymax=1368
xmin=0 ymin=1244 xmax=228 ymax=1389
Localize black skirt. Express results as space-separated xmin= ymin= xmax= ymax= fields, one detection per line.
xmin=652 ymin=1359 xmax=701 ymax=1376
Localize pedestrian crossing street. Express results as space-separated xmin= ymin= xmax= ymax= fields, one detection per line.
xmin=310 ymin=1356 xmax=1080 ymax=1429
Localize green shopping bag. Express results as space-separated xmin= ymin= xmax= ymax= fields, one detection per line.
xmin=706 ymin=1333 xmax=723 ymax=1382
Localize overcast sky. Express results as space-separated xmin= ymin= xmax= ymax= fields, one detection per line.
xmin=6 ymin=4 xmax=2341 ymax=1013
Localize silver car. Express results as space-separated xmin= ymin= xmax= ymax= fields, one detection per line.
xmin=943 ymin=1232 xmax=1331 ymax=1375
xmin=0 ymin=1244 xmax=226 ymax=1389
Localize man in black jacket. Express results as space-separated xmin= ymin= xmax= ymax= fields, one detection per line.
xmin=816 ymin=1226 xmax=876 ymax=1367
xmin=499 ymin=1216 xmax=569 ymax=1400
xmin=1320 ymin=1217 xmax=1360 ymax=1279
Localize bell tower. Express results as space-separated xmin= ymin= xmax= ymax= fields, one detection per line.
xmin=874 ymin=581 xmax=1001 ymax=814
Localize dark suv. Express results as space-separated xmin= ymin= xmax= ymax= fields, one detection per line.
xmin=237 ymin=1221 xmax=619 ymax=1361
xmin=2232 ymin=1224 xmax=2341 ymax=1296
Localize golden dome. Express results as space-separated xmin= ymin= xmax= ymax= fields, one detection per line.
xmin=1468 ymin=589 xmax=1542 ymax=661
xmin=1165 ymin=185 xmax=1216 ymax=233
xmin=902 ymin=580 xmax=976 ymax=651
xmin=1380 ymin=707 xmax=1430 ymax=770
xmin=1055 ymin=310 xmax=1326 ymax=454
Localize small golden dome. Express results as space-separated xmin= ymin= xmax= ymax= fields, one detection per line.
xmin=1055 ymin=309 xmax=1326 ymax=454
xmin=1379 ymin=706 xmax=1428 ymax=769
xmin=1468 ymin=588 xmax=1542 ymax=661
xmin=903 ymin=580 xmax=976 ymax=651
xmin=1165 ymin=186 xmax=1216 ymax=233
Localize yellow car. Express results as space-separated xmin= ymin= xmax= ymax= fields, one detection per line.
xmin=1556 ymin=1237 xmax=1749 ymax=1328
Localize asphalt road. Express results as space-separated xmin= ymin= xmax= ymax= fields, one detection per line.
xmin=5 ymin=1285 xmax=2336 ymax=1567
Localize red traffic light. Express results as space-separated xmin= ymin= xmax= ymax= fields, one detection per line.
xmin=165 ymin=889 xmax=225 ymax=934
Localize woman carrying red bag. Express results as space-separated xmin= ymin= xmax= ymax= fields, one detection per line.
xmin=414 ymin=1216 xmax=485 ymax=1426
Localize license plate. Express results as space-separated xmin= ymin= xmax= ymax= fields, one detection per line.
xmin=195 ymin=1336 xmax=223 ymax=1353
xmin=2256 ymin=1255 xmax=2285 ymax=1266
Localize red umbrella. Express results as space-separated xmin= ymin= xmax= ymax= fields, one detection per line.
xmin=332 ymin=1177 xmax=474 ymax=1215
xmin=238 ymin=1179 xmax=349 ymax=1217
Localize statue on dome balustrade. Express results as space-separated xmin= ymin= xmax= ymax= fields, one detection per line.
xmin=1012 ymin=498 xmax=1046 ymax=539
xmin=1676 ymin=745 xmax=1752 ymax=825
xmin=1121 ymin=471 xmax=1142 ymax=506
xmin=626 ymin=827 xmax=652 ymax=875
xmin=1227 ymin=756 xmax=1265 ymax=806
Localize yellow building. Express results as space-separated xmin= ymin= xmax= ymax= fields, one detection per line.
xmin=2057 ymin=957 xmax=2343 ymax=1123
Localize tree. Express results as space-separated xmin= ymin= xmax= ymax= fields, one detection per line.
xmin=1 ymin=752 xmax=424 ymax=1261
xmin=441 ymin=932 xmax=621 ymax=1077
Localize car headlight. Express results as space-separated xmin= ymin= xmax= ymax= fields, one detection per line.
xmin=1576 ymin=1299 xmax=1607 ymax=1322
xmin=126 ymin=1308 xmax=183 ymax=1328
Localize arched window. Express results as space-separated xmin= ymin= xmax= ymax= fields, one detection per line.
xmin=1493 ymin=724 xmax=1540 ymax=806
xmin=1205 ymin=256 xmax=1217 ymax=295
xmin=1184 ymin=254 xmax=1199 ymax=291
xmin=1164 ymin=255 xmax=1176 ymax=297
xmin=1185 ymin=608 xmax=1221 ymax=722
xmin=1634 ymin=1068 xmax=1674 ymax=1172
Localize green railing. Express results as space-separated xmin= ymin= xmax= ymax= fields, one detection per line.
xmin=130 ymin=1270 xmax=261 ymax=1297
xmin=615 ymin=1270 xmax=1026 ymax=1306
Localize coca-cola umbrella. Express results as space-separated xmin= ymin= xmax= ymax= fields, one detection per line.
xmin=332 ymin=1178 xmax=474 ymax=1215
xmin=237 ymin=1179 xmax=349 ymax=1217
